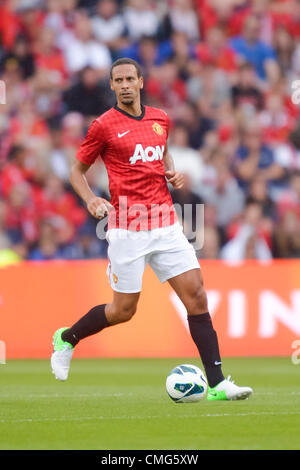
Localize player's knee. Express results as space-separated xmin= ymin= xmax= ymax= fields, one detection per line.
xmin=187 ymin=286 xmax=208 ymax=315
xmin=109 ymin=303 xmax=137 ymax=324
xmin=120 ymin=303 xmax=137 ymax=323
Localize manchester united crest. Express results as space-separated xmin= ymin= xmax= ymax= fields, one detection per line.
xmin=152 ymin=122 xmax=164 ymax=135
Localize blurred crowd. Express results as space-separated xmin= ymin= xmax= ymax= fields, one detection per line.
xmin=1 ymin=0 xmax=300 ymax=264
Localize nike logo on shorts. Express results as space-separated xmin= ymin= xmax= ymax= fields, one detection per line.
xmin=118 ymin=130 xmax=130 ymax=138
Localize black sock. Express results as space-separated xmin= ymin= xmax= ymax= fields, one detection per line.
xmin=188 ymin=312 xmax=225 ymax=388
xmin=62 ymin=304 xmax=109 ymax=347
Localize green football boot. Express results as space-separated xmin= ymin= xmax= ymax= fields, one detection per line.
xmin=51 ymin=327 xmax=74 ymax=381
xmin=207 ymin=376 xmax=253 ymax=401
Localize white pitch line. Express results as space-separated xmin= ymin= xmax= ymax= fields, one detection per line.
xmin=0 ymin=393 xmax=128 ymax=399
xmin=1 ymin=410 xmax=300 ymax=425
xmin=0 ymin=391 xmax=299 ymax=399
xmin=0 ymin=389 xmax=299 ymax=397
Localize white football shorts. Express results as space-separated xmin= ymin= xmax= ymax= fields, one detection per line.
xmin=106 ymin=222 xmax=200 ymax=293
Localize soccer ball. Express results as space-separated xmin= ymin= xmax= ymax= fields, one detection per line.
xmin=166 ymin=364 xmax=207 ymax=403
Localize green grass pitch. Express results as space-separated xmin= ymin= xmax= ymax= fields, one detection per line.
xmin=0 ymin=357 xmax=299 ymax=450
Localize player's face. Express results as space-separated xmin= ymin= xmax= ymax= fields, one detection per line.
xmin=110 ymin=64 xmax=143 ymax=106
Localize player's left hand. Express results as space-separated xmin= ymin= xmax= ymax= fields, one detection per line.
xmin=165 ymin=170 xmax=184 ymax=189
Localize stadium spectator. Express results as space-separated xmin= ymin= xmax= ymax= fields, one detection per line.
xmin=28 ymin=222 xmax=63 ymax=260
xmin=234 ymin=120 xmax=285 ymax=190
xmin=17 ymin=4 xmax=44 ymax=44
xmin=252 ymin=0 xmax=274 ymax=46
xmin=0 ymin=34 xmax=35 ymax=79
xmin=0 ymin=53 xmax=31 ymax=118
xmin=123 ymin=0 xmax=160 ymax=42
xmin=43 ymin=0 xmax=68 ymax=37
xmin=91 ymin=0 xmax=127 ymax=52
xmin=168 ymin=0 xmax=200 ymax=41
xmin=33 ymin=27 xmax=68 ymax=87
xmin=246 ymin=175 xmax=277 ymax=221
xmin=220 ymin=201 xmax=273 ymax=261
xmin=119 ymin=35 xmax=165 ymax=77
xmin=195 ymin=26 xmax=238 ymax=73
xmin=276 ymin=170 xmax=300 ymax=219
xmin=273 ymin=25 xmax=295 ymax=76
xmin=231 ymin=62 xmax=264 ymax=118
xmin=175 ymin=101 xmax=215 ymax=150
xmin=198 ymin=149 xmax=245 ymax=229
xmin=5 ymin=182 xmax=38 ymax=244
xmin=273 ymin=210 xmax=300 ymax=257
xmin=258 ymin=91 xmax=295 ymax=144
xmin=48 ymin=127 xmax=71 ymax=182
xmin=9 ymin=96 xmax=50 ymax=148
xmin=60 ymin=11 xmax=112 ymax=75
xmin=274 ymin=125 xmax=300 ymax=171
xmin=62 ymin=66 xmax=113 ymax=119
xmin=168 ymin=123 xmax=205 ymax=193
xmin=61 ymin=112 xmax=85 ymax=155
xmin=145 ymin=60 xmax=187 ymax=112
xmin=118 ymin=31 xmax=194 ymax=78
xmin=33 ymin=173 xmax=86 ymax=243
xmin=62 ymin=221 xmax=108 ymax=259
xmin=0 ymin=0 xmax=21 ymax=50
xmin=170 ymin=31 xmax=195 ymax=79
xmin=271 ymin=0 xmax=300 ymax=39
xmin=44 ymin=0 xmax=80 ymax=48
xmin=230 ymin=14 xmax=280 ymax=83
xmin=0 ymin=145 xmax=35 ymax=199
xmin=187 ymin=62 xmax=231 ymax=120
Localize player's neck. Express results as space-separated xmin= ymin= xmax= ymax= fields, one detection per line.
xmin=116 ymin=100 xmax=143 ymax=118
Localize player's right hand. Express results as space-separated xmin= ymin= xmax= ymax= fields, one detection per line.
xmin=86 ymin=196 xmax=114 ymax=219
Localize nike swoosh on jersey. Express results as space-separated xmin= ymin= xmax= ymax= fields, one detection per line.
xmin=118 ymin=130 xmax=130 ymax=138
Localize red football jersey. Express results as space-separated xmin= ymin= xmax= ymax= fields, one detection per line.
xmin=76 ymin=104 xmax=177 ymax=230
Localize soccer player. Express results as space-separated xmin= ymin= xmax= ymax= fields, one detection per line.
xmin=51 ymin=58 xmax=253 ymax=401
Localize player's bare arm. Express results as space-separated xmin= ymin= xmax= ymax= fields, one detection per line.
xmin=70 ymin=160 xmax=113 ymax=219
xmin=163 ymin=144 xmax=184 ymax=189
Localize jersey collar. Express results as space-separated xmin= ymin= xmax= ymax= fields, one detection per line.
xmin=114 ymin=104 xmax=145 ymax=121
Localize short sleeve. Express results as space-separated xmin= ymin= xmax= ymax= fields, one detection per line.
xmin=76 ymin=119 xmax=105 ymax=166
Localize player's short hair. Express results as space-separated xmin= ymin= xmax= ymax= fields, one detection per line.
xmin=110 ymin=58 xmax=142 ymax=79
